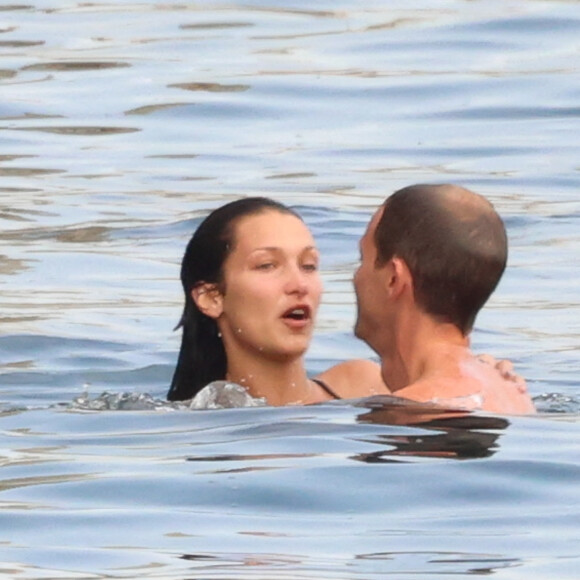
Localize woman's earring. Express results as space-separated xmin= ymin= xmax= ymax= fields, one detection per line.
xmin=217 ymin=331 xmax=222 ymax=338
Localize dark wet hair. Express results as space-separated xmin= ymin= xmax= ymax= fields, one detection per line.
xmin=374 ymin=184 xmax=507 ymax=335
xmin=167 ymin=197 xmax=301 ymax=401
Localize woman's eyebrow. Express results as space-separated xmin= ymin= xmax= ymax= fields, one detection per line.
xmin=250 ymin=246 xmax=281 ymax=253
xmin=251 ymin=245 xmax=318 ymax=252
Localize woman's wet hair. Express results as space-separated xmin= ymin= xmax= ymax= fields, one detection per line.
xmin=167 ymin=197 xmax=301 ymax=401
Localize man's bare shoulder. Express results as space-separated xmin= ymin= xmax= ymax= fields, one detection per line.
xmin=395 ymin=358 xmax=536 ymax=415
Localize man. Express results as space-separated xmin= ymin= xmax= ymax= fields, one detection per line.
xmin=354 ymin=183 xmax=535 ymax=414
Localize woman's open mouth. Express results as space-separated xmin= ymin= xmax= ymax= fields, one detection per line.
xmin=281 ymin=305 xmax=312 ymax=327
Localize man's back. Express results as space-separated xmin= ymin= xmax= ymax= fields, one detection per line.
xmin=393 ymin=348 xmax=536 ymax=414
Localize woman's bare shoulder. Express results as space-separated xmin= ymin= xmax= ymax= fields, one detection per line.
xmin=315 ymin=359 xmax=390 ymax=398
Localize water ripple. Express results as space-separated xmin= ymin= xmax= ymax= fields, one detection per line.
xmin=0 ymin=2 xmax=579 ymax=577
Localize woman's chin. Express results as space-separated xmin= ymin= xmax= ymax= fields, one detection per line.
xmin=259 ymin=342 xmax=310 ymax=362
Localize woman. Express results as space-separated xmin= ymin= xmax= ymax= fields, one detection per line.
xmin=167 ymin=197 xmax=388 ymax=406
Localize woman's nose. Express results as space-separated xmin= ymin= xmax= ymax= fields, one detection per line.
xmin=284 ymin=266 xmax=309 ymax=295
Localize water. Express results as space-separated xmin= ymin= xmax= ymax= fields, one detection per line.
xmin=1 ymin=1 xmax=579 ymax=577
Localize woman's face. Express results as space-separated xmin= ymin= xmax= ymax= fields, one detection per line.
xmin=216 ymin=210 xmax=322 ymax=361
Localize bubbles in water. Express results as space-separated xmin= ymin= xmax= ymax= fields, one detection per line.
xmin=68 ymin=391 xmax=176 ymax=411
xmin=533 ymin=393 xmax=580 ymax=414
xmin=189 ymin=381 xmax=267 ymax=409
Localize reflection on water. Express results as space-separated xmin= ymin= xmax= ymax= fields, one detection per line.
xmin=0 ymin=0 xmax=579 ymax=578
xmin=178 ymin=549 xmax=522 ymax=577
xmin=0 ymin=399 xmax=579 ymax=578
xmin=170 ymin=82 xmax=251 ymax=92
xmin=354 ymin=398 xmax=510 ymax=461
xmin=9 ymin=125 xmax=140 ymax=135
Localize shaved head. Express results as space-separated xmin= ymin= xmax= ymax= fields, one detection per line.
xmin=374 ymin=184 xmax=507 ymax=334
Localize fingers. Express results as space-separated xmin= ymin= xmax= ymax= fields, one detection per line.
xmin=476 ymin=354 xmax=528 ymax=392
xmin=497 ymin=360 xmax=528 ymax=392
xmin=476 ymin=354 xmax=496 ymax=366
xmin=496 ymin=359 xmax=514 ymax=377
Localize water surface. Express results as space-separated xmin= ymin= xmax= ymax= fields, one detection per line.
xmin=1 ymin=1 xmax=579 ymax=578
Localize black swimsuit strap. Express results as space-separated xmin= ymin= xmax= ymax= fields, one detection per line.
xmin=311 ymin=378 xmax=341 ymax=400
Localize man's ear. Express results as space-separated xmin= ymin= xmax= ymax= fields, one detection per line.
xmin=192 ymin=283 xmax=223 ymax=319
xmin=385 ymin=257 xmax=413 ymax=298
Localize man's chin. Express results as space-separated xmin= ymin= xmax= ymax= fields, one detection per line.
xmin=354 ymin=321 xmax=380 ymax=356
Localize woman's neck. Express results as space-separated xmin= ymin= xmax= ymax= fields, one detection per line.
xmin=225 ymin=353 xmax=316 ymax=406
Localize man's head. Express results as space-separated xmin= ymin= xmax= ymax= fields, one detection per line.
xmin=354 ymin=184 xmax=507 ymax=343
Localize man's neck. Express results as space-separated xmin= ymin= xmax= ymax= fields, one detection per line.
xmin=374 ymin=310 xmax=535 ymax=415
xmin=380 ymin=314 xmax=469 ymax=392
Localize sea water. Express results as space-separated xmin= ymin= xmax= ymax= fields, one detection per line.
xmin=1 ymin=1 xmax=579 ymax=578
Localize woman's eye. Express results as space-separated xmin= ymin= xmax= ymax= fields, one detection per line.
xmin=302 ymin=262 xmax=318 ymax=272
xmin=256 ymin=262 xmax=275 ymax=270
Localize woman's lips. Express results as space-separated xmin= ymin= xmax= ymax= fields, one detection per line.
xmin=281 ymin=305 xmax=312 ymax=328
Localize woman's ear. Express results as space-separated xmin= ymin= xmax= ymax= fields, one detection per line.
xmin=191 ymin=283 xmax=223 ymax=319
